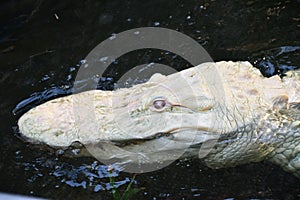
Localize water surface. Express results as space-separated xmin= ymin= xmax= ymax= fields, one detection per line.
xmin=0 ymin=0 xmax=299 ymax=199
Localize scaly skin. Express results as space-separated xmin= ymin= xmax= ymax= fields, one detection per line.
xmin=18 ymin=61 xmax=300 ymax=177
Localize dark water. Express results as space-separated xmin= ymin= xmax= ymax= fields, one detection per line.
xmin=1 ymin=0 xmax=300 ymax=199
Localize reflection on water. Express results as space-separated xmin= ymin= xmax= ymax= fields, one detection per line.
xmin=250 ymin=46 xmax=300 ymax=77
xmin=1 ymin=0 xmax=300 ymax=199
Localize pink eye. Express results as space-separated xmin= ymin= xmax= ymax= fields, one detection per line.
xmin=151 ymin=97 xmax=169 ymax=112
xmin=153 ymin=99 xmax=166 ymax=109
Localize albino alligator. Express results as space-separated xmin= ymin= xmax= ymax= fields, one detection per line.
xmin=18 ymin=61 xmax=300 ymax=177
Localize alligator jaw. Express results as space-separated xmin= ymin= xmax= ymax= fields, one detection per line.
xmin=18 ymin=92 xmax=223 ymax=147
xmin=18 ymin=62 xmax=225 ymax=147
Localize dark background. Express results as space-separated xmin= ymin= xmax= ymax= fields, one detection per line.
xmin=0 ymin=0 xmax=299 ymax=199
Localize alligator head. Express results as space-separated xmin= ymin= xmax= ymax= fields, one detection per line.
xmin=18 ymin=61 xmax=300 ymax=176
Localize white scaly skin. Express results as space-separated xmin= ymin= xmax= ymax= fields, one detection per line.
xmin=18 ymin=61 xmax=300 ymax=178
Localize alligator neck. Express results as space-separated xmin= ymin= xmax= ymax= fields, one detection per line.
xmin=266 ymin=105 xmax=300 ymax=178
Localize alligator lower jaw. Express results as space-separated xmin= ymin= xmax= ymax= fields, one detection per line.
xmin=85 ymin=129 xmax=219 ymax=149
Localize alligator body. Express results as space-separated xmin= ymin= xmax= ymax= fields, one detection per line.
xmin=18 ymin=61 xmax=300 ymax=177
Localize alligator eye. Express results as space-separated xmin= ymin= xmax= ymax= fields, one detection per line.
xmin=151 ymin=97 xmax=169 ymax=112
xmin=153 ymin=99 xmax=166 ymax=109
